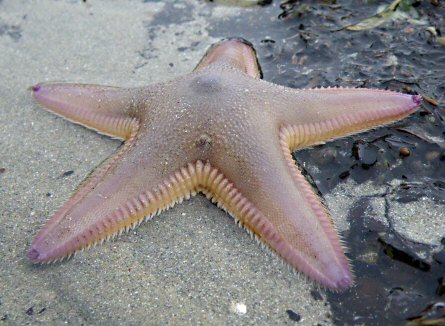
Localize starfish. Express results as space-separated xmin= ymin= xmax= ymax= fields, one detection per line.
xmin=28 ymin=37 xmax=421 ymax=291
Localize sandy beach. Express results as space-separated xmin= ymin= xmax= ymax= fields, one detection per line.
xmin=1 ymin=1 xmax=443 ymax=324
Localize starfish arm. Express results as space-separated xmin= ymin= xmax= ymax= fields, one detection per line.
xmin=210 ymin=129 xmax=352 ymax=291
xmin=194 ymin=37 xmax=262 ymax=79
xmin=27 ymin=131 xmax=208 ymax=263
xmin=255 ymin=84 xmax=421 ymax=149
xmin=31 ymin=83 xmax=143 ymax=140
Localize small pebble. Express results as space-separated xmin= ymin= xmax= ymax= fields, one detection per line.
xmin=399 ymin=147 xmax=410 ymax=157
xmin=230 ymin=302 xmax=247 ymax=315
xmin=62 ymin=170 xmax=74 ymax=177
xmin=339 ymin=171 xmax=350 ymax=179
xmin=426 ymin=151 xmax=440 ymax=161
xmin=286 ymin=309 xmax=301 ymax=321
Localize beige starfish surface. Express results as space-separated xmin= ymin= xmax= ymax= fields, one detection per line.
xmin=28 ymin=38 xmax=421 ymax=290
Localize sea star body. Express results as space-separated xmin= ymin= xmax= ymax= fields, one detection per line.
xmin=28 ymin=38 xmax=421 ymax=291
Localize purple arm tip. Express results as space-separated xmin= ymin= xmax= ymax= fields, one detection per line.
xmin=412 ymin=94 xmax=422 ymax=106
xmin=335 ymin=274 xmax=353 ymax=291
xmin=31 ymin=84 xmax=41 ymax=92
xmin=27 ymin=248 xmax=40 ymax=262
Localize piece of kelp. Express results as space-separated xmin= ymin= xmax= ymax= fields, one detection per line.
xmin=343 ymin=0 xmax=401 ymax=31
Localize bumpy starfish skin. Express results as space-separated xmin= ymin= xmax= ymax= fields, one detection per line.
xmin=28 ymin=38 xmax=421 ymax=290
